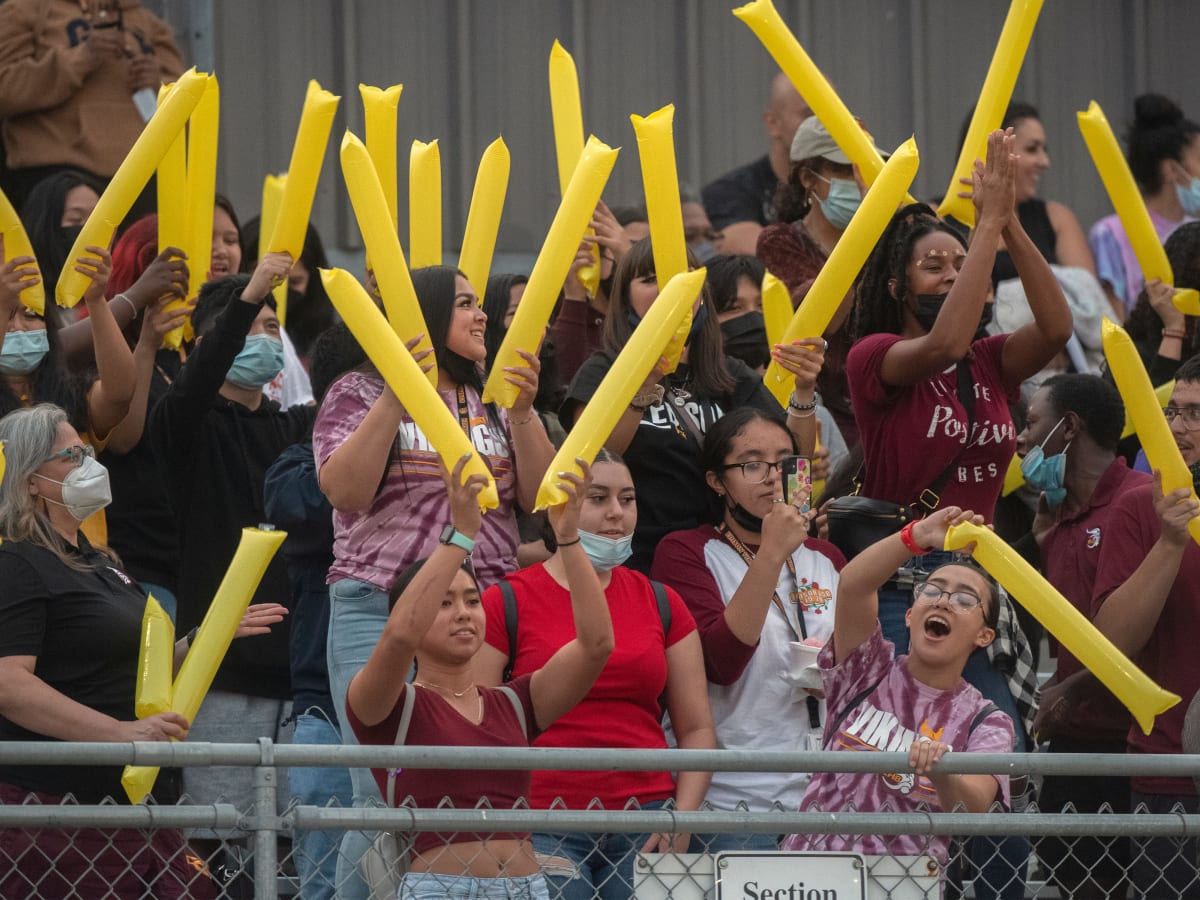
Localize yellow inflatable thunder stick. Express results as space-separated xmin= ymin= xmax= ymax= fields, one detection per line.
xmin=536 ymin=269 xmax=707 ymax=510
xmin=134 ymin=595 xmax=174 ymax=719
xmin=1001 ymin=453 xmax=1025 ymax=496
xmin=267 ymin=80 xmax=340 ymax=263
xmin=937 ymin=0 xmax=1044 ymax=226
xmin=155 ymin=84 xmax=187 ymax=258
xmin=761 ymin=272 xmax=791 ymax=351
xmin=0 ymin=187 xmax=43 ymax=314
xmin=57 ymin=68 xmax=207 ymax=308
xmin=1079 ymin=102 xmax=1200 ymax=315
xmin=260 ymin=174 xmax=288 ymax=323
xmin=1121 ymin=380 xmax=1175 ymax=440
xmin=409 ymin=140 xmax=443 ymax=268
xmin=459 ymin=138 xmax=511 ymax=297
xmin=360 ymin=84 xmax=403 ymax=231
xmin=763 ymin=137 xmax=920 ymax=407
xmin=549 ymin=40 xmax=599 ymax=295
xmin=733 ymin=0 xmax=906 ymax=199
xmin=483 ymin=136 xmax=619 ymax=408
xmin=631 ymin=105 xmax=691 ymax=373
xmin=321 ymin=267 xmax=499 ymax=509
xmin=340 ymin=132 xmax=437 ymax=387
xmin=944 ymin=522 xmax=1180 ymax=735
xmin=1103 ymin=318 xmax=1200 ymax=545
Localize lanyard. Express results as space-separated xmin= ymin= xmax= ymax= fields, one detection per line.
xmin=455 ymin=385 xmax=497 ymax=477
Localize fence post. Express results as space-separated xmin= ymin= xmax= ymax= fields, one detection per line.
xmin=253 ymin=738 xmax=279 ymax=899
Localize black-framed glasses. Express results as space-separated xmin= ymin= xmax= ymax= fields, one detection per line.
xmin=1164 ymin=406 xmax=1200 ymax=431
xmin=720 ymin=459 xmax=785 ymax=484
xmin=43 ymin=445 xmax=95 ymax=466
xmin=912 ymin=580 xmax=983 ymax=614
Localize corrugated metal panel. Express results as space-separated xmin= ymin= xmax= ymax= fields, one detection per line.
xmin=172 ymin=0 xmax=1198 ymax=264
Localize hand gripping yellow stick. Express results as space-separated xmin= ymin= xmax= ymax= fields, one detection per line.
xmin=549 ymin=40 xmax=599 ymax=295
xmin=321 ymin=267 xmax=498 ymax=509
xmin=155 ymin=84 xmax=188 ymax=259
xmin=340 ymin=131 xmax=437 ymax=387
xmin=459 ymin=137 xmax=511 ymax=297
xmin=1103 ymin=318 xmax=1200 ymax=546
xmin=536 ymin=269 xmax=707 ymax=510
xmin=484 ymin=136 xmax=619 ymax=408
xmin=763 ymin=137 xmax=920 ymax=407
xmin=944 ymin=522 xmax=1180 ymax=735
xmin=57 ymin=68 xmax=207 ymax=307
xmin=267 ymin=80 xmax=340 ymax=262
xmin=409 ymin=139 xmax=443 ymax=268
xmin=631 ymin=105 xmax=691 ymax=373
xmin=937 ymin=0 xmax=1044 ymax=226
xmin=1121 ymin=380 xmax=1175 ymax=440
xmin=0 ymin=186 xmax=44 ymax=314
xmin=360 ymin=84 xmax=402 ymax=231
xmin=1079 ymin=102 xmax=1200 ymax=314
xmin=260 ymin=173 xmax=288 ymax=323
xmin=733 ymin=0 xmax=907 ymax=199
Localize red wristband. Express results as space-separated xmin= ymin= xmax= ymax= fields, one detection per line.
xmin=899 ymin=521 xmax=928 ymax=556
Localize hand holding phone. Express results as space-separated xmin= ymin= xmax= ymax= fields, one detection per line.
xmin=781 ymin=456 xmax=812 ymax=513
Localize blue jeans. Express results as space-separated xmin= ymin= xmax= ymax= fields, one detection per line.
xmin=533 ymin=800 xmax=669 ymax=900
xmin=290 ymin=710 xmax=354 ymax=900
xmin=399 ymin=871 xmax=550 ymax=899
xmin=327 ymin=578 xmax=391 ymax=900
xmin=1130 ymin=791 xmax=1200 ymax=899
xmin=142 ymin=582 xmax=177 ymax=625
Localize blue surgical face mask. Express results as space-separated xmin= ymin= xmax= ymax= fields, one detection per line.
xmin=1020 ymin=415 xmax=1069 ymax=507
xmin=812 ymin=172 xmax=862 ymax=230
xmin=577 ymin=529 xmax=634 ymax=572
xmin=1176 ymin=175 xmax=1200 ymax=218
xmin=227 ymin=334 xmax=285 ymax=389
xmin=689 ymin=239 xmax=717 ymax=263
xmin=0 ymin=328 xmax=49 ymax=376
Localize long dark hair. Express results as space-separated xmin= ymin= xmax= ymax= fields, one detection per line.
xmin=20 ymin=169 xmax=105 ymax=282
xmin=1127 ymin=93 xmax=1200 ymax=195
xmin=481 ymin=273 xmax=528 ymax=364
xmin=850 ymin=203 xmax=966 ymax=342
xmin=601 ymin=238 xmax=734 ymax=397
xmin=1127 ymin=221 xmax=1200 ymax=356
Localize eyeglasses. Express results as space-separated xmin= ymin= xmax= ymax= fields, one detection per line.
xmin=1164 ymin=406 xmax=1200 ymax=431
xmin=912 ymin=580 xmax=983 ymax=614
xmin=720 ymin=459 xmax=785 ymax=484
xmin=43 ymin=445 xmax=95 ymax=466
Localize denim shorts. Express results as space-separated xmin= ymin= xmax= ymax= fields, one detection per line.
xmin=399 ymin=870 xmax=550 ymax=899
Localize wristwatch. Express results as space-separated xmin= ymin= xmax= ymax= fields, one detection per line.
xmin=439 ymin=525 xmax=476 ymax=554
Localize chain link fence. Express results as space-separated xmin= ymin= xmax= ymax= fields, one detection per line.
xmin=2 ymin=742 xmax=1198 ymax=898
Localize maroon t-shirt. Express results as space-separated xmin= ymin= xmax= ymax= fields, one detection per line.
xmin=847 ymin=333 xmax=1018 ymax=522
xmin=1092 ymin=482 xmax=1200 ymax=795
xmin=1042 ymin=458 xmax=1149 ymax=739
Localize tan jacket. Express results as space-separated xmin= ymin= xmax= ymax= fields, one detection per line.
xmin=0 ymin=0 xmax=184 ymax=177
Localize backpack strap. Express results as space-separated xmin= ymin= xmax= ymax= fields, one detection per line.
xmin=494 ymin=685 xmax=529 ymax=739
xmin=822 ymin=676 xmax=886 ymax=749
xmin=968 ymin=702 xmax=1002 ymax=738
xmin=499 ymin=580 xmax=518 ymax=682
xmin=650 ymin=580 xmax=672 ymax=637
xmin=385 ymin=685 xmax=418 ymax=807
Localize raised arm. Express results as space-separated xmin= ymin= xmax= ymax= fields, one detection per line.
xmin=770 ymin=338 xmax=825 ymax=457
xmin=503 ymin=347 xmax=557 ymax=513
xmin=77 ymin=246 xmax=136 ymax=439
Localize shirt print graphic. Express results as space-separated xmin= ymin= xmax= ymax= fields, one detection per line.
xmin=837 ymin=701 xmax=941 ymax=800
xmin=792 ymin=578 xmax=832 ymax=614
xmin=924 ymin=379 xmax=1016 ymax=486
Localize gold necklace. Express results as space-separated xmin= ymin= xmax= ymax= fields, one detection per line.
xmin=414 ymin=679 xmax=474 ymax=698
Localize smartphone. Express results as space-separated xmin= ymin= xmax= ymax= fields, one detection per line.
xmin=781 ymin=456 xmax=812 ymax=512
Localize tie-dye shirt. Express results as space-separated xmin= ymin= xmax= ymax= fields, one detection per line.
xmin=781 ymin=624 xmax=1012 ymax=862
xmin=314 ymin=371 xmax=518 ymax=591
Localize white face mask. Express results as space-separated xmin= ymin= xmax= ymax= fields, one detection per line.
xmin=34 ymin=455 xmax=112 ymax=520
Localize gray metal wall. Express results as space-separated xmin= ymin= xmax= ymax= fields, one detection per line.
xmin=155 ymin=0 xmax=1200 ymax=266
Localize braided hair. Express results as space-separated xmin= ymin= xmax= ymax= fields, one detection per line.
xmin=850 ymin=203 xmax=967 ymax=342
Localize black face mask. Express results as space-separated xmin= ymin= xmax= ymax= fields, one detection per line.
xmin=720 ymin=311 xmax=769 ymax=371
xmin=1190 ymin=458 xmax=1200 ymax=494
xmin=912 ymin=293 xmax=993 ymax=340
xmin=54 ymin=223 xmax=84 ymax=262
xmin=726 ymin=497 xmax=764 ymax=533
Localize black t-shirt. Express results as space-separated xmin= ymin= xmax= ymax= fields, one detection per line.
xmin=701 ymin=155 xmax=778 ymax=231
xmin=563 ymin=354 xmax=782 ymax=572
xmin=992 ymin=197 xmax=1058 ymax=286
xmin=0 ymin=536 xmax=146 ymax=802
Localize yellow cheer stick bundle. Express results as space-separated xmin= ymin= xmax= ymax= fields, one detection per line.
xmin=134 ymin=595 xmax=174 ymax=719
xmin=183 ymin=75 xmax=219 ymax=302
xmin=536 ymin=268 xmax=707 ymax=510
xmin=459 ymin=137 xmax=511 ymax=297
xmin=1079 ymin=101 xmax=1200 ymax=314
xmin=944 ymin=522 xmax=1179 ymax=735
xmin=549 ymin=40 xmax=599 ymax=296
xmin=57 ymin=68 xmax=207 ymax=308
xmin=733 ymin=0 xmax=904 ymax=197
xmin=1103 ymin=318 xmax=1200 ymax=545
xmin=484 ymin=135 xmax=619 ymax=408
xmin=267 ymin=80 xmax=340 ymax=262
xmin=631 ymin=105 xmax=691 ymax=373
xmin=261 ymin=173 xmax=289 ymax=324
xmin=321 ymin=267 xmax=498 ymax=509
xmin=340 ymin=131 xmax=437 ymax=387
xmin=155 ymin=83 xmax=187 ymax=258
xmin=937 ymin=0 xmax=1044 ymax=226
xmin=763 ymin=137 xmax=919 ymax=407
xmin=360 ymin=84 xmax=403 ymax=231
xmin=409 ymin=139 xmax=443 ymax=268
xmin=0 ymin=186 xmax=44 ymax=314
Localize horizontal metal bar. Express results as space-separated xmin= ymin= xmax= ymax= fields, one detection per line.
xmin=0 ymin=803 xmax=242 ymax=830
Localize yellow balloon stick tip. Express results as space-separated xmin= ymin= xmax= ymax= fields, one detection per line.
xmin=761 ymin=271 xmax=792 ymax=351
xmin=459 ymin=137 xmax=511 ymax=297
xmin=1172 ymin=288 xmax=1200 ymax=316
xmin=134 ymin=595 xmax=174 ymax=719
xmin=1001 ymin=452 xmax=1025 ymax=496
xmin=763 ymin=137 xmax=919 ymax=408
xmin=548 ymin=40 xmax=599 ymax=296
xmin=943 ymin=522 xmax=1179 ymax=736
xmin=359 ymin=83 xmax=403 ymax=231
xmin=0 ymin=185 xmax=44 ymax=315
xmin=340 ymin=130 xmax=438 ymax=387
xmin=321 ymin=267 xmax=499 ymax=510
xmin=409 ymin=139 xmax=443 ymax=269
xmin=535 ymin=268 xmax=707 ymax=511
xmin=484 ymin=135 xmax=619 ymax=409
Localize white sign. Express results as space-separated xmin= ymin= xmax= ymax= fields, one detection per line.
xmin=715 ymin=852 xmax=867 ymax=900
